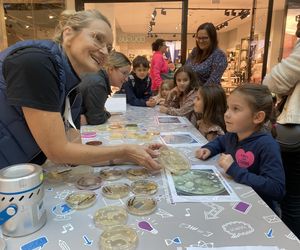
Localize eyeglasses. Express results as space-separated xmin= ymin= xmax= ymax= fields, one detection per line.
xmin=91 ymin=32 xmax=113 ymax=53
xmin=117 ymin=68 xmax=130 ymax=78
xmin=195 ymin=36 xmax=209 ymax=41
xmin=296 ymin=15 xmax=300 ymax=22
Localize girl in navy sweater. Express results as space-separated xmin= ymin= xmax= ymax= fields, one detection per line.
xmin=196 ymin=84 xmax=285 ymax=212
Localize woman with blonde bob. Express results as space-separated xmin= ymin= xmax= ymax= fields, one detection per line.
xmin=0 ymin=9 xmax=161 ymax=170
xmin=80 ymin=51 xmax=131 ymax=125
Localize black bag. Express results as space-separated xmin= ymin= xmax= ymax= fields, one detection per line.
xmin=276 ymin=124 xmax=300 ymax=152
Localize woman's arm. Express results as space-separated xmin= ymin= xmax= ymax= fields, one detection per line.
xmin=263 ymin=41 xmax=300 ymax=95
xmin=22 ymin=107 xmax=161 ymax=170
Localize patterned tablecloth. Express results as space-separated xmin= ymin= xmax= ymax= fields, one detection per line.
xmin=4 ymin=105 xmax=300 ymax=250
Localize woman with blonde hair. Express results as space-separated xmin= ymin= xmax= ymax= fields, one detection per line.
xmin=0 ymin=9 xmax=161 ymax=170
xmin=79 ymin=51 xmax=131 ymax=125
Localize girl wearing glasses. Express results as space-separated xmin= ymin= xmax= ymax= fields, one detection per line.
xmin=0 ymin=9 xmax=161 ymax=171
xmin=186 ymin=22 xmax=227 ymax=85
xmin=79 ymin=51 xmax=131 ymax=125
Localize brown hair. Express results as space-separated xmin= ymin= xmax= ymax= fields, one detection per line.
xmin=198 ymin=84 xmax=227 ymax=131
xmin=132 ymin=55 xmax=149 ymax=69
xmin=232 ymin=84 xmax=277 ymax=136
xmin=152 ymin=39 xmax=165 ymax=51
xmin=190 ymin=22 xmax=218 ymax=64
xmin=53 ymin=9 xmax=111 ymax=44
xmin=173 ymin=65 xmax=200 ymax=93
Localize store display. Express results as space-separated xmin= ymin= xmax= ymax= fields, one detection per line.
xmin=157 ymin=147 xmax=190 ymax=175
xmin=65 ymin=191 xmax=97 ymax=210
xmin=99 ymin=225 xmax=138 ymax=250
xmin=94 ymin=206 xmax=128 ymax=229
xmin=126 ymin=196 xmax=157 ymax=216
xmin=102 ymin=183 xmax=130 ymax=199
xmin=131 ymin=180 xmax=158 ymax=195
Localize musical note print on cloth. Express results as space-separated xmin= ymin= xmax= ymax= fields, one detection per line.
xmin=222 ymin=221 xmax=254 ymax=238
xmin=185 ymin=208 xmax=191 ymax=217
xmin=61 ymin=223 xmax=74 ymax=234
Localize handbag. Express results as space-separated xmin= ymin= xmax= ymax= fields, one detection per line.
xmin=276 ymin=123 xmax=300 ymax=152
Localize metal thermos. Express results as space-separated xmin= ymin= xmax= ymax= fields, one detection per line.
xmin=0 ymin=164 xmax=46 ymax=237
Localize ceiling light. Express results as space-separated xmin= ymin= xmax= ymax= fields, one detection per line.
xmin=25 ymin=25 xmax=30 ymax=29
xmin=161 ymin=8 xmax=166 ymax=15
xmin=48 ymin=15 xmax=54 ymax=19
xmin=26 ymin=15 xmax=32 ymax=19
xmin=151 ymin=9 xmax=157 ymax=19
xmin=224 ymin=10 xmax=230 ymax=16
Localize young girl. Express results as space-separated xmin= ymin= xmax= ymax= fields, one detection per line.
xmin=153 ymin=79 xmax=174 ymax=105
xmin=196 ymin=84 xmax=285 ymax=212
xmin=160 ymin=65 xmax=200 ymax=126
xmin=194 ymin=84 xmax=227 ymax=141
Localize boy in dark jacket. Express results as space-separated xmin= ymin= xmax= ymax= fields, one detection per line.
xmin=120 ymin=56 xmax=156 ymax=107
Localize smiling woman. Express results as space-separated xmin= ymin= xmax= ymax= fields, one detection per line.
xmin=0 ymin=9 xmax=162 ymax=171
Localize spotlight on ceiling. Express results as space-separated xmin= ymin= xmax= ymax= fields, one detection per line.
xmin=240 ymin=10 xmax=250 ymax=19
xmin=161 ymin=8 xmax=166 ymax=15
xmin=224 ymin=9 xmax=230 ymax=16
xmin=151 ymin=9 xmax=157 ymax=19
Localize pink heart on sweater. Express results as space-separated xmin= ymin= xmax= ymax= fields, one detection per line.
xmin=235 ymin=149 xmax=255 ymax=168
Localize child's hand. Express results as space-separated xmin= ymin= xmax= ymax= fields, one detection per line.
xmin=159 ymin=105 xmax=168 ymax=113
xmin=146 ymin=98 xmax=157 ymax=107
xmin=195 ymin=148 xmax=211 ymax=160
xmin=218 ymin=153 xmax=234 ymax=172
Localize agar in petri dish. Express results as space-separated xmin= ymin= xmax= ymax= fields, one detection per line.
xmin=65 ymin=190 xmax=97 ymax=210
xmin=94 ymin=206 xmax=127 ymax=229
xmin=126 ymin=196 xmax=157 ymax=216
xmin=131 ymin=180 xmax=158 ymax=195
xmin=102 ymin=183 xmax=130 ymax=199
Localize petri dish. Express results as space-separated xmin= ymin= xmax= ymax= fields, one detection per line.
xmin=86 ymin=140 xmax=102 ymax=146
xmin=81 ymin=131 xmax=97 ymax=139
xmin=125 ymin=124 xmax=138 ymax=130
xmin=65 ymin=191 xmax=97 ymax=210
xmin=157 ymin=146 xmax=190 ymax=175
xmin=0 ymin=238 xmax=6 ymax=250
xmin=131 ymin=180 xmax=158 ymax=195
xmin=126 ymin=196 xmax=157 ymax=216
xmin=99 ymin=225 xmax=138 ymax=250
xmin=99 ymin=169 xmax=124 ymax=181
xmin=102 ymin=183 xmax=130 ymax=199
xmin=126 ymin=168 xmax=148 ymax=180
xmin=94 ymin=206 xmax=127 ymax=229
xmin=108 ymin=124 xmax=124 ymax=130
xmin=76 ymin=175 xmax=102 ymax=190
xmin=172 ymin=170 xmax=226 ymax=196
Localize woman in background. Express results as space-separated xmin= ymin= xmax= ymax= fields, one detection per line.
xmin=186 ymin=22 xmax=227 ymax=85
xmin=150 ymin=38 xmax=169 ymax=94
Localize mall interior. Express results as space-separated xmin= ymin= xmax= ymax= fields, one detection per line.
xmin=0 ymin=0 xmax=299 ymax=94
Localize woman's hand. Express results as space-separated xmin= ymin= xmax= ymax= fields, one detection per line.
xmin=195 ymin=148 xmax=211 ymax=160
xmin=124 ymin=144 xmax=162 ymax=170
xmin=218 ymin=153 xmax=234 ymax=172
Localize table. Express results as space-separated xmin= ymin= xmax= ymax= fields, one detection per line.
xmin=3 ymin=106 xmax=300 ymax=250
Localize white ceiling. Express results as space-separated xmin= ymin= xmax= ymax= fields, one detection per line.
xmin=85 ymin=0 xmax=286 ymax=34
